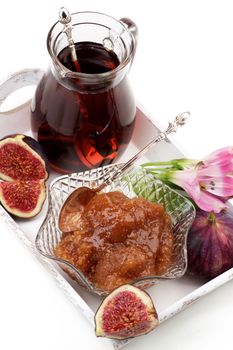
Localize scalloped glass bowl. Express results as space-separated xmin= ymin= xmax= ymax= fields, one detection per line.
xmin=35 ymin=164 xmax=196 ymax=296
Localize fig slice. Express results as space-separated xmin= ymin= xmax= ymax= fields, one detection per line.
xmin=95 ymin=284 xmax=158 ymax=340
xmin=0 ymin=180 xmax=46 ymax=218
xmin=0 ymin=134 xmax=48 ymax=182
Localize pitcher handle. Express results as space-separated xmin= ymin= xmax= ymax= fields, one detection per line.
xmin=0 ymin=68 xmax=44 ymax=113
xmin=120 ymin=17 xmax=138 ymax=44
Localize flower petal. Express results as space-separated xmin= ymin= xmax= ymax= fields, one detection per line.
xmin=199 ymin=176 xmax=233 ymax=197
xmin=171 ymin=168 xmax=227 ymax=212
xmin=202 ymin=147 xmax=233 ymax=166
xmin=171 ymin=168 xmax=199 ymax=194
xmin=190 ymin=190 xmax=227 ymax=213
xmin=197 ymin=161 xmax=233 ymax=178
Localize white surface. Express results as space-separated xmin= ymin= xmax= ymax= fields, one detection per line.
xmin=0 ymin=1 xmax=233 ymax=349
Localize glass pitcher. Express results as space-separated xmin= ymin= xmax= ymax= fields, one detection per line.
xmin=29 ymin=11 xmax=137 ymax=174
xmin=0 ymin=11 xmax=137 ymax=174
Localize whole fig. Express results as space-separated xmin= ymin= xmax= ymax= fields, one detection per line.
xmin=187 ymin=206 xmax=233 ymax=278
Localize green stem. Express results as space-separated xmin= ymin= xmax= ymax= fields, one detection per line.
xmin=142 ymin=161 xmax=175 ymax=167
xmin=142 ymin=159 xmax=198 ymax=171
xmin=153 ymin=171 xmax=176 ymax=182
xmin=143 ymin=167 xmax=174 ymax=173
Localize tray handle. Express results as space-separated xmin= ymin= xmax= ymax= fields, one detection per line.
xmin=0 ymin=68 xmax=44 ymax=114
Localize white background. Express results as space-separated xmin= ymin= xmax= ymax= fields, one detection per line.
xmin=1 ymin=0 xmax=233 ymax=349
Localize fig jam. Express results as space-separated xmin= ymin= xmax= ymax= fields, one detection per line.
xmin=31 ymin=42 xmax=136 ymax=173
xmin=55 ymin=192 xmax=174 ymax=292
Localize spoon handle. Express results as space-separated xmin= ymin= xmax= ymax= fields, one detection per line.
xmin=59 ymin=7 xmax=81 ymax=71
xmin=98 ymin=111 xmax=190 ymax=190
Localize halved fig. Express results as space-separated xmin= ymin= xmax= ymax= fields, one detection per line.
xmin=95 ymin=284 xmax=158 ymax=340
xmin=0 ymin=134 xmax=49 ymax=181
xmin=0 ymin=180 xmax=46 ymax=218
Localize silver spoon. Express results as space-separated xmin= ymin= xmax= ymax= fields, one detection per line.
xmin=59 ymin=7 xmax=81 ymax=71
xmin=59 ymin=111 xmax=190 ymax=232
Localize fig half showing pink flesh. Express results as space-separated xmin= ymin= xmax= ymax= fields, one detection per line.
xmin=0 ymin=134 xmax=48 ymax=182
xmin=95 ymin=284 xmax=159 ymax=340
xmin=0 ymin=180 xmax=46 ymax=218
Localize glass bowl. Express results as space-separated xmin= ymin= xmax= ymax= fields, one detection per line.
xmin=35 ymin=164 xmax=196 ymax=296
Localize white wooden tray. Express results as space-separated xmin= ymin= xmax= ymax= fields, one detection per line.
xmin=1 ymin=102 xmax=233 ymax=349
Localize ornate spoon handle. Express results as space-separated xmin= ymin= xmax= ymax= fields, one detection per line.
xmin=98 ymin=111 xmax=190 ymax=190
xmin=59 ymin=7 xmax=81 ymax=71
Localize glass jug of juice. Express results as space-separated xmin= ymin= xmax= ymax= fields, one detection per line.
xmin=30 ymin=11 xmax=138 ymax=173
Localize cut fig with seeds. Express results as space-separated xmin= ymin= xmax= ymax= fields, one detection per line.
xmin=95 ymin=284 xmax=158 ymax=340
xmin=0 ymin=134 xmax=49 ymax=182
xmin=0 ymin=180 xmax=46 ymax=218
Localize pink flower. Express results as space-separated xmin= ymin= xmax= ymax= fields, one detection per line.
xmin=171 ymin=168 xmax=229 ymax=213
xmin=142 ymin=147 xmax=233 ymax=213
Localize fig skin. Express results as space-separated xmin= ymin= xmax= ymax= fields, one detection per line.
xmin=95 ymin=284 xmax=158 ymax=340
xmin=0 ymin=180 xmax=46 ymax=218
xmin=21 ymin=135 xmax=50 ymax=173
xmin=187 ymin=207 xmax=233 ymax=279
xmin=0 ymin=134 xmax=49 ymax=182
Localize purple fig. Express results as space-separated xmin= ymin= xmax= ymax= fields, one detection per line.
xmin=0 ymin=180 xmax=46 ymax=218
xmin=187 ymin=206 xmax=233 ymax=278
xmin=0 ymin=134 xmax=49 ymax=181
xmin=95 ymin=284 xmax=159 ymax=340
